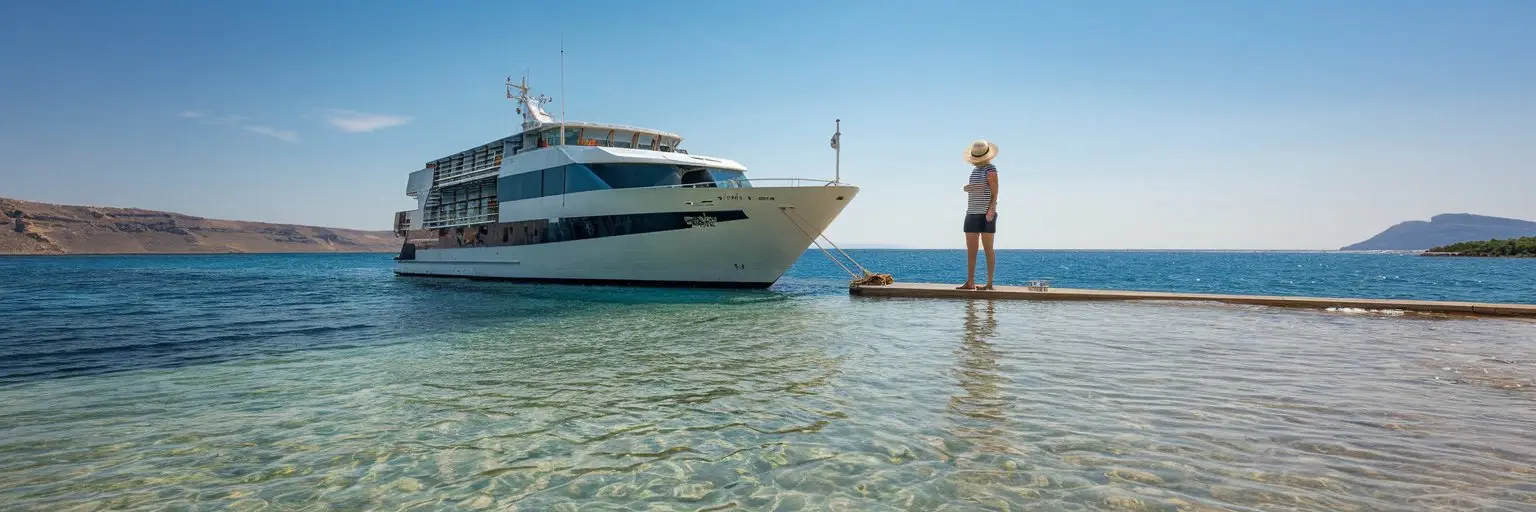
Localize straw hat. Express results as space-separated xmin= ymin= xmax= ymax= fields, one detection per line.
xmin=964 ymin=139 xmax=998 ymax=165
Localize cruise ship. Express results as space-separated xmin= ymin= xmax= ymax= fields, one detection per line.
xmin=390 ymin=78 xmax=858 ymax=288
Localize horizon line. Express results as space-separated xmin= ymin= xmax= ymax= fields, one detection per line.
xmin=824 ymin=247 xmax=1401 ymax=252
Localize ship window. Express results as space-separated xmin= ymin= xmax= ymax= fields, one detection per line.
xmin=499 ymin=171 xmax=543 ymax=201
xmin=565 ymin=164 xmax=611 ymax=194
xmin=709 ymin=169 xmax=751 ymax=188
xmin=542 ymin=167 xmax=566 ymax=196
xmin=587 ymin=163 xmax=682 ymax=189
xmin=680 ymin=168 xmax=715 ymax=187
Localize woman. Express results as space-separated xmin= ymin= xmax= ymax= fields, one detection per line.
xmin=958 ymin=139 xmax=999 ymax=290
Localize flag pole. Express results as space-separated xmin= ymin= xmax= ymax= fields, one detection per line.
xmin=834 ymin=119 xmax=841 ymax=184
xmin=559 ymin=36 xmax=566 ymax=146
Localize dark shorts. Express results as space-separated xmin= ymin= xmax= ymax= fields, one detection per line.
xmin=963 ymin=212 xmax=996 ymax=233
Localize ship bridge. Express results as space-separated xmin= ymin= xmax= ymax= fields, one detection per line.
xmin=521 ymin=122 xmax=684 ymax=154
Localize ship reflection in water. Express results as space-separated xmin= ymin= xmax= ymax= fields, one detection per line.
xmin=0 ymin=254 xmax=1534 ymax=510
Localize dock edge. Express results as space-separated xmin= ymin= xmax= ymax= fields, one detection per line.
xmin=848 ymin=283 xmax=1536 ymax=318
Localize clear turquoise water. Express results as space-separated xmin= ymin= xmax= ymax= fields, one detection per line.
xmin=1 ymin=252 xmax=1533 ymax=510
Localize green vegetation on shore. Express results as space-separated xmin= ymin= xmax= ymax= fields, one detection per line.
xmin=1425 ymin=237 xmax=1536 ymax=257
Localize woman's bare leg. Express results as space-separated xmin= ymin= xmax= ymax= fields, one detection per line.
xmin=980 ymin=233 xmax=996 ymax=290
xmin=958 ymin=232 xmax=979 ymax=289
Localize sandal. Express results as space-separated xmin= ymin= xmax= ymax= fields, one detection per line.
xmin=955 ymin=284 xmax=976 ymax=290
xmin=979 ymin=284 xmax=995 ymax=291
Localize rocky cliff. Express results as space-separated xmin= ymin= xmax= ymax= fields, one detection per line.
xmin=1341 ymin=213 xmax=1536 ymax=251
xmin=0 ymin=197 xmax=397 ymax=255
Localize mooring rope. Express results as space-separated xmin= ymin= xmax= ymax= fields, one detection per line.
xmin=786 ymin=208 xmax=881 ymax=277
xmin=779 ymin=207 xmax=857 ymax=278
xmin=778 ymin=207 xmax=893 ymax=286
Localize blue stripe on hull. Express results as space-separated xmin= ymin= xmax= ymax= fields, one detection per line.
xmin=397 ymin=210 xmax=750 ymax=258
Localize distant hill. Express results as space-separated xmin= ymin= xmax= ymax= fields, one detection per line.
xmin=1426 ymin=236 xmax=1536 ymax=257
xmin=1341 ymin=213 xmax=1536 ymax=251
xmin=0 ymin=197 xmax=397 ymax=255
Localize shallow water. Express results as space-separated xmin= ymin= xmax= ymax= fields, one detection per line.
xmin=1 ymin=253 xmax=1534 ymax=510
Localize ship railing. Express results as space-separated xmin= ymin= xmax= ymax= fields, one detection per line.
xmin=537 ymin=121 xmax=683 ymax=140
xmin=661 ymin=178 xmax=848 ymax=189
xmin=432 ymin=163 xmax=503 ymax=187
xmin=422 ymin=213 xmax=498 ymax=230
xmin=393 ymin=210 xmax=412 ymax=236
xmin=543 ymin=139 xmax=686 ymax=153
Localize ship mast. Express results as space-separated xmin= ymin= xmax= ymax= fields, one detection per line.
xmin=506 ymin=76 xmax=553 ymax=131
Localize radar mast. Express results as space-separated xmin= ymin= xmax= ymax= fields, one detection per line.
xmin=506 ymin=76 xmax=554 ymax=130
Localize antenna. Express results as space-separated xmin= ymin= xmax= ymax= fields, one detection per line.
xmin=506 ymin=74 xmax=553 ymax=130
xmin=559 ymin=35 xmax=566 ymax=145
xmin=507 ymin=77 xmax=523 ymax=115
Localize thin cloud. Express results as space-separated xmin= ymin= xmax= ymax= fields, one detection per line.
xmin=322 ymin=109 xmax=412 ymax=133
xmin=243 ymin=125 xmax=300 ymax=143
xmin=179 ymin=110 xmax=297 ymax=143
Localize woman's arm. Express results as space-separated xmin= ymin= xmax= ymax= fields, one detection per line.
xmin=986 ymin=170 xmax=999 ymax=219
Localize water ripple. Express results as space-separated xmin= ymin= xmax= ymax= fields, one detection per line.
xmin=1 ymin=254 xmax=1534 ymax=510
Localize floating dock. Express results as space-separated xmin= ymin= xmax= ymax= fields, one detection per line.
xmin=849 ymin=282 xmax=1536 ymax=318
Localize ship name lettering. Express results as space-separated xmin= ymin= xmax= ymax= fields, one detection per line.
xmin=684 ymin=215 xmax=718 ymax=228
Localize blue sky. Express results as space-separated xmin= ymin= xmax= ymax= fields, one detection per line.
xmin=2 ymin=0 xmax=1533 ymax=249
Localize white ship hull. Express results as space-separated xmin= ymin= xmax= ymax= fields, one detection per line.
xmin=390 ymin=77 xmax=857 ymax=288
xmin=394 ymin=184 xmax=856 ymax=288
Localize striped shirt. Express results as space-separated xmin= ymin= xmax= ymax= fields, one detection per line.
xmin=965 ymin=163 xmax=997 ymax=214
